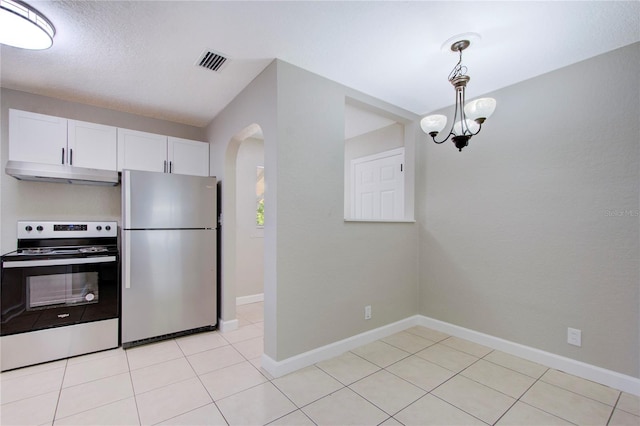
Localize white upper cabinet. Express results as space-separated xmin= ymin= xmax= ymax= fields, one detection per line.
xmin=9 ymin=109 xmax=68 ymax=166
xmin=117 ymin=128 xmax=167 ymax=173
xmin=168 ymin=137 xmax=210 ymax=177
xmin=10 ymin=109 xmax=209 ymax=177
xmin=68 ymin=120 xmax=117 ymax=170
xmin=117 ymin=129 xmax=209 ymax=176
xmin=9 ymin=109 xmax=118 ymax=171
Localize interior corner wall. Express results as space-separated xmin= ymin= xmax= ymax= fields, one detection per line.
xmin=273 ymin=61 xmax=418 ymax=360
xmin=417 ymin=42 xmax=640 ymax=378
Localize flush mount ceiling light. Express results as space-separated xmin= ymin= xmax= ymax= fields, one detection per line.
xmin=0 ymin=0 xmax=55 ymax=50
xmin=421 ymin=39 xmax=496 ymax=152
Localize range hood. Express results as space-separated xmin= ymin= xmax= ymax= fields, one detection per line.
xmin=5 ymin=161 xmax=119 ymax=186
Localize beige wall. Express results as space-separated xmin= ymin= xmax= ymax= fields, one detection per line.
xmin=417 ymin=42 xmax=639 ymax=378
xmin=205 ymin=61 xmax=278 ymax=351
xmin=0 ymin=88 xmax=206 ymax=253
xmin=207 ymin=60 xmax=420 ymax=361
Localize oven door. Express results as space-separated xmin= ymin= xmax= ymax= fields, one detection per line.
xmin=1 ymin=256 xmax=119 ymax=336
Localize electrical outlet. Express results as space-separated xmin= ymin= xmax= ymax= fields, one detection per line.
xmin=364 ymin=305 xmax=372 ymax=320
xmin=568 ymin=327 xmax=582 ymax=347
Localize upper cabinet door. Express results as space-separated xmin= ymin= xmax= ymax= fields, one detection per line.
xmin=9 ymin=109 xmax=68 ymax=165
xmin=67 ymin=120 xmax=117 ymax=171
xmin=168 ymin=137 xmax=209 ymax=177
xmin=117 ymin=128 xmax=167 ymax=173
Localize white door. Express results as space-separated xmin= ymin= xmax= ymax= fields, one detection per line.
xmin=351 ymin=147 xmax=404 ymax=220
xmin=68 ymin=120 xmax=117 ymax=171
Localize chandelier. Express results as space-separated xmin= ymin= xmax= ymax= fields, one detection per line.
xmin=420 ymin=39 xmax=496 ymax=152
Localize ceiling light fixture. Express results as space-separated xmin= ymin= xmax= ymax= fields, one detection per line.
xmin=0 ymin=0 xmax=55 ymax=50
xmin=421 ymin=39 xmax=496 ymax=152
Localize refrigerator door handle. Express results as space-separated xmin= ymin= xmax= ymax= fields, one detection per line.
xmin=164 ymin=160 xmax=167 ymax=173
xmin=124 ymin=171 xmax=131 ymax=226
xmin=123 ymin=171 xmax=132 ymax=289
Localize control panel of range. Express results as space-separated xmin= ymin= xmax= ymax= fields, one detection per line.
xmin=18 ymin=221 xmax=118 ymax=239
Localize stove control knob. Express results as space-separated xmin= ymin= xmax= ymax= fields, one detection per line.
xmin=36 ymin=226 xmax=43 ymax=231
xmin=96 ymin=225 xmax=102 ymax=231
xmin=105 ymin=225 xmax=111 ymax=231
xmin=25 ymin=225 xmax=33 ymax=232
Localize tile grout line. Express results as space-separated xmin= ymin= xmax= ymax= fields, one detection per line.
xmin=50 ymin=358 xmax=68 ymax=425
xmin=538 ymin=374 xmax=622 ymax=407
xmin=173 ymin=337 xmax=224 ymax=425
xmin=489 ymin=363 xmax=544 ymax=426
xmin=421 ymin=355 xmax=493 ymax=425
xmin=605 ymin=392 xmax=623 ymax=426
xmin=499 ymin=369 xmax=585 ymax=426
xmin=124 ymin=347 xmax=143 ymax=426
xmin=428 ymin=393 xmax=492 ymax=425
xmin=475 ymin=353 xmax=580 ymax=426
xmin=348 ymin=342 xmax=488 ymax=425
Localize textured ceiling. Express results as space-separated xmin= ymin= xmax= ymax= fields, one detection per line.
xmin=1 ymin=1 xmax=638 ymax=128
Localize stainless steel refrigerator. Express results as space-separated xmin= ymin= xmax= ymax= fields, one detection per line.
xmin=121 ymin=169 xmax=217 ymax=347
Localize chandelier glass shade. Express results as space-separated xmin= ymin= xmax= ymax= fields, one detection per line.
xmin=0 ymin=0 xmax=55 ymax=50
xmin=421 ymin=39 xmax=496 ymax=151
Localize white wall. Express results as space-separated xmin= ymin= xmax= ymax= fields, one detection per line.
xmin=417 ymin=42 xmax=639 ymax=378
xmin=0 ymin=88 xmax=205 ymax=254
xmin=235 ymin=137 xmax=264 ymax=299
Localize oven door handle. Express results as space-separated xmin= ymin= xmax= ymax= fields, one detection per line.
xmin=2 ymin=256 xmax=117 ymax=268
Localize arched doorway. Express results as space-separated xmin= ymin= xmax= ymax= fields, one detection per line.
xmin=220 ymin=124 xmax=264 ymax=332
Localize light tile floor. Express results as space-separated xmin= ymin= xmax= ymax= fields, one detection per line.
xmin=1 ymin=302 xmax=639 ymax=425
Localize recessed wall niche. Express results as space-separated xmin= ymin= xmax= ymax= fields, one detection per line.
xmin=344 ymin=99 xmax=414 ymax=222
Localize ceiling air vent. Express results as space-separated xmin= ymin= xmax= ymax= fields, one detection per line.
xmin=196 ymin=50 xmax=229 ymax=73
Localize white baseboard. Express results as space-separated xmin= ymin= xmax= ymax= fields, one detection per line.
xmin=261 ymin=314 xmax=640 ymax=396
xmin=261 ymin=316 xmax=421 ymax=378
xmin=237 ymin=293 xmax=264 ymax=305
xmin=416 ymin=316 xmax=640 ymax=396
xmin=218 ymin=318 xmax=239 ymax=333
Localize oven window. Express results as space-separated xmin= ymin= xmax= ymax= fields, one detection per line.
xmin=27 ymin=272 xmax=99 ymax=310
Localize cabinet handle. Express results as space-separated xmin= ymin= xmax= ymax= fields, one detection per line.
xmin=61 ymin=148 xmax=65 ymax=164
xmin=169 ymin=161 xmax=172 ymax=173
xmin=164 ymin=160 xmax=167 ymax=173
xmin=69 ymin=148 xmax=73 ymax=165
